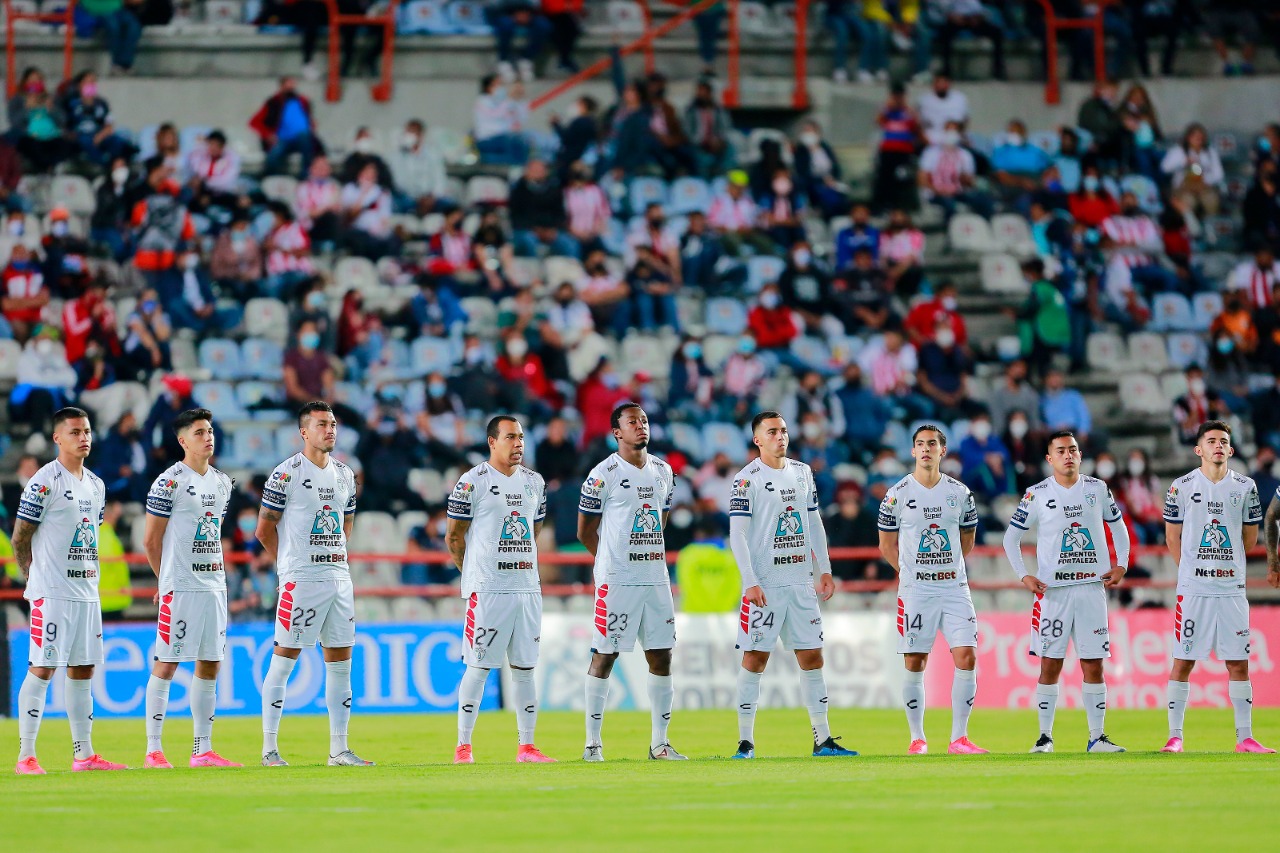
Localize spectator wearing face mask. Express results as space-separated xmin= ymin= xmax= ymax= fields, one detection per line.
xmin=825 ymin=484 xmax=889 ymax=581
xmin=778 ymin=241 xmax=836 ymax=337
xmin=210 ymin=216 xmax=264 ymax=302
xmin=958 ymin=413 xmax=1014 ymax=501
xmin=916 ymin=321 xmax=979 ymax=422
xmin=1229 ymin=246 xmax=1280 ymax=310
xmin=90 ymin=157 xmax=135 ymax=261
xmin=685 ymin=81 xmax=733 ymax=179
xmin=473 ymin=74 xmax=530 ymax=166
xmin=793 ymin=120 xmax=847 ymax=219
xmin=263 ymin=201 xmax=315 ymax=299
xmin=168 ymin=251 xmax=240 ymax=336
xmin=497 ymin=333 xmax=561 ymax=417
xmin=10 ymin=327 xmax=77 ymax=431
xmin=708 ymin=171 xmax=769 ymax=257
xmin=340 ymin=127 xmax=393 ymax=188
xmin=991 ymin=119 xmax=1050 ymax=204
xmin=721 ymin=336 xmax=766 ymax=423
xmin=1041 ymin=368 xmax=1093 ymax=446
xmin=283 ymin=320 xmax=335 ymax=407
xmin=1206 ymin=328 xmax=1252 ymax=414
xmin=872 ymin=83 xmax=921 ymax=213
xmin=540 ymin=281 xmax=595 ymax=382
xmin=577 ymin=249 xmax=630 ymax=338
xmin=747 ymin=284 xmax=806 ymax=372
xmin=1001 ymin=408 xmax=1040 ymax=492
xmin=833 ymin=204 xmax=880 ymax=272
xmin=120 ymin=287 xmax=172 ymax=379
xmin=1171 ymin=365 xmax=1230 ymax=446
xmin=879 ymin=209 xmax=925 ymax=297
xmin=1161 ymin=123 xmax=1225 ymax=217
xmin=832 ymin=362 xmax=890 ymax=463
xmin=289 ymin=279 xmax=335 ymax=352
xmin=576 ymin=359 xmax=630 ymax=448
xmin=759 ymin=169 xmax=806 ymax=249
xmin=857 ymin=328 xmax=931 ymax=421
xmin=832 ymin=247 xmax=893 ymax=334
xmin=667 ymin=336 xmax=715 ymax=422
xmin=563 ymin=162 xmax=611 ymax=257
xmin=1113 ymin=450 xmax=1164 ymax=545
xmin=696 ymin=452 xmax=741 ymax=516
xmin=131 ymin=159 xmax=196 ymax=306
xmin=64 ymin=72 xmax=135 ymax=165
xmin=903 ymin=279 xmax=966 ymax=348
xmin=918 ymin=120 xmax=992 ymax=222
xmin=388 ymin=119 xmax=452 ymax=216
xmin=1 ymin=244 xmax=48 ymax=345
xmin=1067 ymin=165 xmax=1119 ymax=229
xmin=295 ymin=156 xmax=343 ymax=248
xmin=403 ymin=511 xmax=457 ymax=586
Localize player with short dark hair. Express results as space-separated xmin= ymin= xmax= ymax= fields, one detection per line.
xmin=1164 ymin=421 xmax=1273 ymax=753
xmin=446 ymin=416 xmax=555 ymax=764
xmin=577 ymin=403 xmax=686 ymax=761
xmin=878 ymin=425 xmax=988 ymax=756
xmin=13 ymin=408 xmax=125 ymax=774
xmin=257 ymin=402 xmax=373 ymax=767
xmin=1004 ymin=431 xmax=1131 ymax=754
xmin=141 ymin=409 xmax=240 ymax=769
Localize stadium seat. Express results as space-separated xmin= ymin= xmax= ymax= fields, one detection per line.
xmin=352 ymin=512 xmax=401 ymax=554
xmin=396 ymin=511 xmax=429 ymax=544
xmin=332 ymin=381 xmax=375 ymax=414
xmin=261 ymin=175 xmax=298 ymax=205
xmin=1167 ymin=333 xmax=1207 ymax=371
xmin=1189 ymin=292 xmax=1222 ymax=332
xmin=1118 ymin=372 xmax=1167 ymax=415
xmin=465 ymin=176 xmax=509 ymax=207
xmin=460 ymin=296 xmax=498 ymax=336
xmin=621 ymin=336 xmax=671 ymax=380
xmin=746 ymin=128 xmax=792 ymax=164
xmin=1085 ymin=332 xmax=1126 ymax=372
xmin=1150 ymin=293 xmax=1194 ymax=332
xmin=979 ymin=253 xmax=1026 ymax=295
xmin=948 ymin=213 xmax=996 ymax=254
xmin=701 ymin=334 xmax=737 ymax=369
xmin=604 ymin=0 xmax=646 ymax=34
xmin=791 ymin=336 xmax=831 ymax=371
xmin=236 ymin=380 xmax=283 ymax=410
xmin=408 ymin=468 xmax=447 ymax=504
xmin=225 ymin=424 xmax=276 ymax=468
xmin=50 ymin=175 xmax=95 ymax=216
xmin=384 ymin=340 xmax=412 ymax=374
xmin=669 ymin=422 xmax=705 ymax=460
xmin=240 ymin=338 xmax=285 ymax=379
xmin=544 ymin=255 xmax=584 ymax=287
xmin=705 ymin=297 xmax=749 ymax=336
xmin=421 ymin=213 xmax=445 ymax=236
xmin=334 ymin=256 xmax=379 ymax=294
xmin=410 ymin=337 xmax=456 ymax=376
xmin=668 ymin=177 xmax=712 ymax=216
xmin=241 ymin=297 xmax=289 ymax=347
xmin=198 ymin=338 xmax=244 ymax=380
xmin=400 ymin=0 xmax=453 ymax=33
xmin=1120 ymin=175 xmax=1161 ymax=214
xmin=702 ymin=422 xmax=748 ymax=460
xmin=1126 ymin=332 xmax=1168 ymax=372
xmin=0 ymin=339 xmax=22 ymax=380
xmin=193 ymin=381 xmax=249 ymax=419
xmin=275 ymin=424 xmax=304 ymax=458
xmin=628 ymin=177 xmax=669 ymax=216
xmin=1028 ymin=131 xmax=1060 ymax=157
xmin=746 ymin=255 xmax=786 ymax=293
xmin=1160 ymin=371 xmax=1189 ymax=402
xmin=990 ymin=214 xmax=1036 ymax=257
xmin=391 ymin=597 xmax=437 ymax=622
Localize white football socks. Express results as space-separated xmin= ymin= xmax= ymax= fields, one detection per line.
xmin=1229 ymin=680 xmax=1253 ymax=743
xmin=1082 ymin=682 xmax=1107 ymax=741
xmin=66 ymin=677 xmax=94 ymax=760
xmin=456 ymin=665 xmax=489 ymax=747
xmin=261 ymin=654 xmax=296 ymax=755
xmin=584 ymin=674 xmax=609 ymax=747
xmin=17 ymin=672 xmax=50 ymax=760
xmin=736 ymin=669 xmax=762 ymax=743
xmin=145 ymin=675 xmax=171 ymax=753
xmin=325 ymin=660 xmax=353 ymax=756
xmin=903 ymin=669 xmax=926 ymax=742
xmin=951 ymin=668 xmax=977 ymax=742
xmin=800 ymin=668 xmax=831 ymax=744
xmin=191 ymin=676 xmax=217 ymax=756
xmin=511 ymin=668 xmax=538 ymax=746
xmin=1034 ymin=682 xmax=1059 ymax=737
xmin=648 ymin=673 xmax=674 ymax=749
xmin=1167 ymin=680 xmax=1190 ymax=739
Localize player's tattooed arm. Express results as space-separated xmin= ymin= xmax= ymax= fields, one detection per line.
xmin=257 ymin=506 xmax=283 ymax=561
xmin=343 ymin=514 xmax=355 ymax=541
xmin=11 ymin=518 xmax=36 ymax=579
xmin=578 ymin=512 xmax=602 ymax=557
xmin=959 ymin=525 xmax=977 ymax=557
xmin=446 ymin=517 xmax=470 ymax=570
xmin=878 ymin=529 xmax=900 ymax=574
xmin=1264 ymin=496 xmax=1280 ymax=580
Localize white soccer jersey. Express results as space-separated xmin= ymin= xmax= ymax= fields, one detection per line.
xmin=877 ymin=473 xmax=978 ymax=595
xmin=728 ymin=458 xmax=821 ymax=589
xmin=578 ymin=452 xmax=675 ymax=587
xmin=1009 ymin=475 xmax=1122 ymax=587
xmin=1163 ymin=468 xmax=1262 ymax=596
xmin=146 ymin=462 xmax=234 ymax=592
xmin=447 ymin=462 xmax=547 ymax=597
xmin=17 ymin=460 xmax=106 ymax=602
xmin=260 ymin=453 xmax=358 ymax=583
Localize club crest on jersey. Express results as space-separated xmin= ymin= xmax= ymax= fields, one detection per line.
xmin=1230 ymin=492 xmax=1242 ymax=507
xmin=1085 ymin=493 xmax=1096 ymax=507
xmin=946 ymin=495 xmax=957 ymax=508
xmin=1059 ymin=523 xmax=1096 ymax=561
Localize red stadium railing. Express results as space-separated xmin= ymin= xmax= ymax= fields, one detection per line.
xmin=2 ymin=546 xmax=1275 ymax=602
xmin=1035 ymin=0 xmax=1112 ymax=105
xmin=323 ymin=0 xmax=400 ymax=103
xmin=4 ymin=0 xmax=76 ymax=99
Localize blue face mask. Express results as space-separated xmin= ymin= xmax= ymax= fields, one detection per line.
xmin=429 ymin=382 xmax=446 ymax=397
xmin=738 ymin=338 xmax=756 ymax=354
xmin=300 ymin=332 xmax=320 ymax=350
xmin=141 ymin=300 xmax=157 ymax=314
xmin=1216 ymin=337 xmax=1235 ymax=354
xmin=237 ymin=516 xmax=256 ymax=536
xmin=1261 ymin=138 xmax=1273 ymax=153
xmin=684 ymin=343 xmax=702 ymax=360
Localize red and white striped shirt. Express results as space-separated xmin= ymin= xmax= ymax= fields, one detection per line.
xmin=880 ymin=229 xmax=925 ymax=265
xmin=564 ymin=184 xmax=610 ymax=236
xmin=186 ymin=146 xmax=241 ymax=194
xmin=294 ymin=177 xmax=341 ymax=230
xmin=1230 ymin=260 xmax=1280 ymax=308
xmin=265 ymin=222 xmax=314 ymax=276
xmin=919 ymin=145 xmax=974 ymax=196
xmin=708 ymin=193 xmax=758 ymax=232
xmin=432 ymin=230 xmax=473 ymax=269
xmin=2 ymin=265 xmax=46 ymax=323
xmin=1101 ymin=214 xmax=1160 ymax=268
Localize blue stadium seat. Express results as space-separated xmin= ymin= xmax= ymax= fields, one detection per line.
xmin=790 ymin=336 xmax=831 ymax=371
xmin=179 ymin=125 xmax=214 ymax=158
xmin=410 ymin=337 xmax=457 ymax=377
xmin=1150 ymin=293 xmax=1194 ymax=332
xmin=668 ymin=177 xmax=712 ymax=216
xmin=225 ymin=424 xmax=276 ymax=468
xmin=701 ymin=422 xmax=749 ymax=461
xmin=1028 ymin=131 xmax=1059 ymax=157
xmin=384 ymin=339 xmax=412 ymax=373
xmin=1121 ymin=175 xmax=1161 ymax=214
xmin=1167 ymin=333 xmax=1207 ymax=371
xmin=445 ymin=0 xmax=491 ymax=35
xmin=193 ymin=381 xmax=249 ymax=420
xmin=240 ymin=338 xmax=285 ymax=380
xmin=198 ymin=339 xmax=243 ymax=380
xmin=275 ymin=424 xmax=304 ymax=459
xmin=332 ymin=381 xmax=375 ymax=414
xmin=629 ymin=177 xmax=669 ymax=216
xmin=1190 ymin=292 xmax=1221 ymax=332
xmin=746 ymin=255 xmax=786 ymax=293
xmin=236 ymin=380 xmax=283 ymax=411
xmin=669 ymin=422 xmax=705 ymax=460
xmin=400 ymin=0 xmax=455 ymax=33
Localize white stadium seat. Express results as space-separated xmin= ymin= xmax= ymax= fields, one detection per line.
xmin=1118 ymin=372 xmax=1167 ymax=415
xmin=948 ymin=213 xmax=996 ymax=254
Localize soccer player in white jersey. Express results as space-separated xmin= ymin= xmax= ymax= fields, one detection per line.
xmin=728 ymin=412 xmax=857 ymax=760
xmin=256 ymin=401 xmax=373 ymax=767
xmin=13 ymin=407 xmax=125 ymax=774
xmin=1003 ymin=430 xmax=1131 ymax=754
xmin=877 ymin=424 xmax=987 ymax=756
xmin=141 ymin=408 xmax=241 ymax=769
xmin=578 ymin=402 xmax=686 ymax=761
xmin=1163 ymin=420 xmax=1273 ymax=754
xmin=446 ymin=415 xmax=555 ymax=765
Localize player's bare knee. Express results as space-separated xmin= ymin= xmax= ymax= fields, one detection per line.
xmin=589 ymin=652 xmax=618 ymax=678
xmin=903 ymin=653 xmax=927 ymax=672
xmin=1169 ymin=659 xmax=1195 ymax=680
xmin=1225 ymin=659 xmax=1249 ymax=680
xmin=194 ymin=660 xmax=220 ymax=679
xmin=67 ymin=665 xmax=94 ymax=680
xmin=952 ymin=647 xmax=976 ymax=670
xmin=645 ymin=649 xmax=672 ymax=676
xmin=151 ymin=660 xmax=180 ymax=680
xmin=28 ymin=665 xmax=55 ymax=680
xmin=1079 ymin=659 xmax=1105 ymax=683
xmin=322 ymin=645 xmax=353 ymax=663
xmin=1039 ymin=657 xmax=1064 ymax=684
xmin=795 ymin=648 xmax=823 ymax=671
xmin=273 ymin=645 xmax=302 ymax=661
xmin=742 ymin=650 xmax=770 ymax=673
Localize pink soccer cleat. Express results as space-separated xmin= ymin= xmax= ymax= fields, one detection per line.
xmin=454 ymin=744 xmax=474 ymax=765
xmin=1160 ymin=737 xmax=1184 ymax=753
xmin=15 ymin=757 xmax=45 ymax=775
xmin=190 ymin=751 xmax=243 ymax=768
xmin=908 ymin=739 xmax=928 ymax=755
xmin=1235 ymin=738 xmax=1276 ymax=754
xmin=72 ymin=755 xmax=127 ymax=771
xmin=144 ymin=751 xmax=173 ymax=769
xmin=517 ymin=744 xmax=557 ymax=763
xmin=948 ymin=737 xmax=990 ymax=755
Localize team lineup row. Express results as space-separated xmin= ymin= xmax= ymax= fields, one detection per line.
xmin=9 ymin=404 xmax=1280 ymax=774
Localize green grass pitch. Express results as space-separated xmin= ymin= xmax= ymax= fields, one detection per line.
xmin=2 ymin=709 xmax=1277 ymax=851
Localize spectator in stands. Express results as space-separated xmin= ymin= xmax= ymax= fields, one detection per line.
xmin=915 ymin=73 xmax=969 ymax=139
xmin=574 ymin=252 xmax=627 ymax=339
xmin=93 ymin=410 xmax=149 ymax=503
xmin=626 ymin=247 xmax=680 ymax=333
xmin=169 ymin=250 xmax=239 ymax=336
xmin=1230 ymin=245 xmax=1280 ymax=309
xmin=535 ymin=415 xmax=579 ymax=487
xmin=550 ymin=95 xmax=599 ymax=180
xmin=1242 ymin=159 xmax=1280 ymax=251
xmin=90 ymin=157 xmax=134 ymax=261
xmin=1118 ymin=83 xmax=1163 ymax=181
xmin=1076 ymin=79 xmax=1125 ymax=166
xmin=1199 ymin=0 xmax=1262 ymax=75
xmin=685 ymin=80 xmax=733 ymax=179
xmin=1211 ymin=290 xmax=1259 ymax=359
xmin=1207 ymin=325 xmax=1253 ymax=415
xmin=63 ymin=71 xmax=134 ymax=166
xmin=490 ymin=1 xmax=552 ymax=82
xmin=1173 ymin=366 xmax=1231 ymax=445
xmin=1003 ymin=408 xmax=1041 ymax=491
xmin=473 ymin=75 xmax=529 ymax=166
xmin=904 ymin=279 xmax=965 ymax=349
xmin=825 ymin=0 xmax=868 ymax=84
xmin=284 ymin=320 xmax=335 ymax=408
xmin=403 ymin=512 xmax=454 ymax=586
xmin=1162 ymin=123 xmax=1225 ymax=217
xmin=833 ymin=247 xmax=893 ymax=334
xmin=958 ymin=413 xmax=1014 ymax=501
xmin=9 ymin=69 xmax=74 ymax=174
xmin=858 ymin=328 xmax=929 ymax=420
xmin=1041 ymin=368 xmax=1092 ymax=446
xmin=626 ymin=202 xmax=682 ymax=277
xmin=748 ymin=283 xmax=802 ymax=369
xmin=0 ymin=134 xmax=24 ymax=213
xmin=340 ymin=127 xmax=392 ymax=188
xmin=10 ymin=328 xmax=77 ymax=432
xmin=604 ymin=80 xmax=655 ymax=179
xmin=357 ymin=411 xmax=425 ymax=515
xmin=1 ymin=245 xmax=48 ymax=345
xmin=918 ymin=120 xmax=992 ymax=221
xmin=1254 ymin=281 xmax=1280 ymax=372
xmin=340 ymin=162 xmax=396 ymax=260
xmin=186 ymin=130 xmax=243 ymax=214
xmin=793 ymin=121 xmax=847 ymax=220
xmin=73 ymin=339 xmax=115 ymax=400
xmin=263 ymin=201 xmax=315 ymax=298
xmin=62 ymin=278 xmax=120 ymax=366
xmin=644 ymin=74 xmax=695 ymax=179
xmin=1103 ymin=191 xmax=1185 ymax=296
xmin=786 ymin=370 xmax=847 ymax=439
xmin=879 ymin=208 xmax=925 ymax=296
xmin=679 ymin=212 xmax=730 ymax=293
xmin=150 ymin=122 xmax=183 ymax=178
xmin=988 ymin=359 xmax=1043 ymax=435
xmin=833 ymin=203 xmax=880 ymax=272
xmin=991 ymin=119 xmax=1050 ymax=207
xmin=708 ymin=170 xmax=767 ymax=257
xmin=1067 ymin=164 xmax=1119 ymax=229
xmin=916 ymin=321 xmax=978 ymax=421
xmin=720 ymin=337 xmax=767 ymax=423
xmin=576 ymin=359 xmax=629 ymax=448
xmin=1012 ymin=258 xmax=1070 ymax=381
xmin=759 ymin=168 xmax=806 ymax=249
xmin=934 ymin=0 xmax=1005 ymax=80
xmin=131 ymin=158 xmax=195 ymax=302
xmin=210 ymin=215 xmax=264 ymax=302
xmin=1053 ymin=127 xmax=1083 ymax=194
xmin=120 ymin=287 xmax=171 ymax=379
xmin=668 ymin=337 xmax=715 ymax=422
xmin=830 ymin=362 xmax=886 ymax=462
xmin=290 ymin=278 xmax=334 ymax=351
xmin=251 ymin=76 xmax=319 ymax=178
xmin=872 ymin=82 xmax=921 ymax=213
xmin=826 ymin=484 xmax=887 ymax=581
xmin=141 ymin=373 xmax=193 ymax=474
xmin=541 ymin=281 xmax=595 ymax=382
xmin=284 ymin=0 xmax=379 ymax=80
xmin=409 ymin=277 xmax=466 ymax=349
xmin=860 ymin=0 xmax=931 ymax=83
xmin=509 ymin=158 xmax=577 ymax=258
xmin=563 ymin=162 xmax=610 ymax=257
xmin=541 ymin=0 xmax=583 ymax=73
xmin=425 ymin=209 xmax=474 ymax=281
xmin=295 ymin=156 xmax=343 ymax=249
xmin=388 ymin=119 xmax=451 ymax=216
xmin=779 ymin=241 xmax=836 ymax=336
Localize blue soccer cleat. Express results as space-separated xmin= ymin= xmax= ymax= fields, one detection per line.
xmin=813 ymin=736 xmax=858 ymax=757
xmin=731 ymin=740 xmax=755 ymax=760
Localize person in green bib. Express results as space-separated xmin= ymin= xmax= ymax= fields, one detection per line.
xmin=675 ymin=521 xmax=740 ymax=614
xmin=1014 ymin=257 xmax=1071 ymax=382
xmin=97 ymin=501 xmax=133 ymax=621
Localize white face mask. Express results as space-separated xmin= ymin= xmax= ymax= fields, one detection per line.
xmin=670 ymin=508 xmax=694 ymax=528
xmin=1008 ymin=418 xmax=1029 ymax=439
xmin=970 ymin=420 xmax=992 ymax=441
xmin=112 ymin=166 xmax=129 ymax=185
xmin=942 ymin=130 xmax=961 ymax=147
xmin=1095 ymin=459 xmax=1117 ymax=479
xmin=35 ymin=338 xmax=54 ymax=356
xmin=400 ymin=132 xmax=418 ymax=151
xmin=760 ymin=292 xmax=780 ymax=309
xmin=799 ymin=131 xmax=819 ymax=147
xmin=355 ymin=137 xmax=373 ymax=154
xmin=1127 ymin=457 xmax=1145 ymax=476
xmin=183 ymin=254 xmax=199 ymax=271
xmin=802 ymin=422 xmax=822 ymax=441
xmin=935 ymin=328 xmax=956 ymax=348
xmin=51 ymin=221 xmax=69 ymax=237
xmin=1188 ymin=378 xmax=1206 ymax=396
xmin=506 ymin=338 xmax=528 ymax=359
xmin=941 ymin=296 xmax=958 ymax=311
xmin=1008 ymin=133 xmax=1025 ymax=147
xmin=793 ymin=248 xmax=811 ymax=267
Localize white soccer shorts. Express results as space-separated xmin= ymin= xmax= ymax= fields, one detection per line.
xmin=1029 ymin=582 xmax=1111 ymax=660
xmin=736 ymin=583 xmax=824 ymax=653
xmin=896 ymin=590 xmax=977 ymax=654
xmin=1173 ymin=593 xmax=1251 ymax=661
xmin=28 ymin=597 xmax=103 ymax=668
xmin=155 ymin=589 xmax=229 ymax=662
xmin=591 ymin=583 xmax=677 ymax=654
xmin=463 ymin=591 xmax=542 ymax=668
xmin=273 ymin=579 xmax=357 ymax=649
